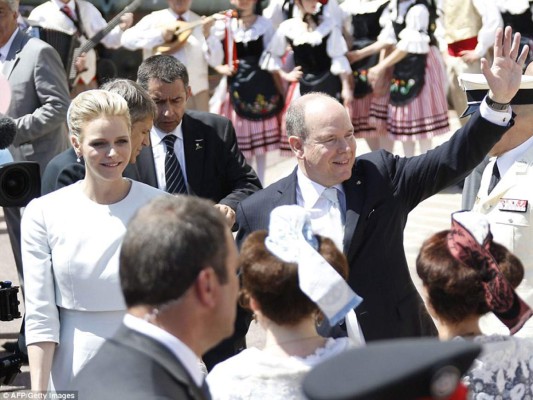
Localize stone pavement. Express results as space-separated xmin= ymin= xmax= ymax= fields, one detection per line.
xmin=0 ymin=113 xmax=464 ymax=391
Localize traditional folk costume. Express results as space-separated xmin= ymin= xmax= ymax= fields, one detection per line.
xmin=341 ymin=0 xmax=390 ymax=137
xmin=264 ymin=3 xmax=351 ymax=153
xmin=442 ymin=0 xmax=502 ymax=122
xmin=369 ymin=0 xmax=449 ymax=141
xmin=209 ymin=15 xmax=282 ymax=162
xmin=498 ymin=1 xmax=533 ymax=69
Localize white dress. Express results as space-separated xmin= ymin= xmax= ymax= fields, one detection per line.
xmin=21 ymin=180 xmax=166 ymax=390
xmin=206 ymin=337 xmax=353 ymax=400
xmin=462 ymin=335 xmax=533 ymax=399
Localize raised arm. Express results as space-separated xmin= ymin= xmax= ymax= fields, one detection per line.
xmin=482 ymin=26 xmax=529 ymax=104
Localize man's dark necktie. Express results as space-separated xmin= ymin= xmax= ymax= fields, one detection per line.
xmin=162 ymin=135 xmax=187 ymax=194
xmin=488 ymin=161 xmax=500 ymax=194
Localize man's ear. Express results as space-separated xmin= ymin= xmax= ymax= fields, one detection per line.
xmin=195 ymin=267 xmax=217 ymax=308
xmin=288 ymin=135 xmax=304 ymax=159
xmin=186 ymin=85 xmax=193 ymax=101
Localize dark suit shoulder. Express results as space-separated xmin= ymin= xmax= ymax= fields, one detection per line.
xmin=239 ymin=172 xmax=294 ymax=211
xmin=185 ymin=110 xmax=229 ymax=125
xmin=41 ymin=148 xmax=85 ymax=195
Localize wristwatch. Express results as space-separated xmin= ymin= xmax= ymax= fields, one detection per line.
xmin=485 ymin=95 xmax=510 ymax=112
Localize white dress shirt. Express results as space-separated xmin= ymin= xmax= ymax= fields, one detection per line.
xmin=150 ymin=123 xmax=188 ymax=192
xmin=0 ymin=28 xmax=19 ymax=69
xmin=296 ymin=168 xmax=346 ymax=250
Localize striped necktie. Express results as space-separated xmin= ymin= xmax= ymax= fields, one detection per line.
xmin=162 ymin=134 xmax=187 ymax=194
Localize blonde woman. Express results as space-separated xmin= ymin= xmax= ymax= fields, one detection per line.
xmin=22 ymin=90 xmax=166 ymax=391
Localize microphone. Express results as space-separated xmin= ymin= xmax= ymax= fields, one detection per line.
xmin=0 ymin=116 xmax=16 ymax=150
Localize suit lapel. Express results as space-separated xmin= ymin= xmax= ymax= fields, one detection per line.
xmin=277 ymin=168 xmax=298 ymax=205
xmin=2 ymin=30 xmax=25 ymax=79
xmin=343 ymin=169 xmax=365 ymax=261
xmin=136 ymin=145 xmax=158 ymax=187
xmin=181 ymin=113 xmax=205 ymax=195
xmin=113 ymin=325 xmax=206 ymax=400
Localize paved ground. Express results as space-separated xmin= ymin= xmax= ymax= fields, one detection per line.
xmin=0 ymin=113 xmax=464 ymax=391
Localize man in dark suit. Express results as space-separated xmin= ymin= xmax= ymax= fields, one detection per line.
xmin=135 ymin=55 xmax=261 ymax=228
xmin=72 ymin=195 xmax=239 ymax=399
xmin=236 ymin=27 xmax=527 ymax=342
xmin=1 ymin=0 xmax=70 ymax=288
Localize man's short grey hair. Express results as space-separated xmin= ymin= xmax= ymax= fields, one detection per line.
xmin=2 ymin=0 xmax=19 ymax=12
xmin=285 ymin=92 xmax=337 ymax=140
xmin=285 ymin=99 xmax=308 ymax=139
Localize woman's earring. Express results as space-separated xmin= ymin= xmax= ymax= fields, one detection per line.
xmin=76 ymin=154 xmax=82 ymax=163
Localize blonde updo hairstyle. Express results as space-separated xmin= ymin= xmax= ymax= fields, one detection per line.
xmin=67 ymin=90 xmax=131 ymax=142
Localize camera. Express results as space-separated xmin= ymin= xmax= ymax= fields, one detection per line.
xmin=0 ymin=161 xmax=38 ymax=386
xmin=0 ymin=281 xmax=22 ymax=386
xmin=0 ymin=162 xmax=41 ymax=208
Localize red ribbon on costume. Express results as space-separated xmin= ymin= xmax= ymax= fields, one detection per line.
xmin=447 ymin=212 xmax=533 ymax=334
xmin=224 ymin=10 xmax=238 ymax=70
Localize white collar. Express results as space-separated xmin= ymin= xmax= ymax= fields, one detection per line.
xmin=496 ymin=135 xmax=533 ymax=177
xmin=296 ymin=167 xmax=344 ymax=207
xmin=53 ymin=0 xmax=76 ymax=11
xmin=169 ymin=9 xmax=190 ymax=21
xmin=123 ymin=313 xmax=204 ymax=386
xmin=151 ymin=121 xmax=184 ymax=147
xmin=0 ymin=28 xmax=19 ymax=61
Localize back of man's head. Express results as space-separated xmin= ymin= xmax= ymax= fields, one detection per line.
xmin=120 ymin=195 xmax=229 ymax=308
xmin=100 ymin=78 xmax=157 ymax=124
xmin=136 ymin=55 xmax=189 ymax=90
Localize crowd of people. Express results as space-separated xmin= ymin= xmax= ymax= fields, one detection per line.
xmin=2 ymin=0 xmax=533 ymax=398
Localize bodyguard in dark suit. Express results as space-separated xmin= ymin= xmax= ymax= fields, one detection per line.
xmin=236 ymin=27 xmax=527 ymax=342
xmin=136 ymin=55 xmax=261 ymax=228
xmin=72 ymin=196 xmax=240 ymax=399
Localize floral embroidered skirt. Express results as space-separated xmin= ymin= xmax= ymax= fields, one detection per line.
xmin=219 ymin=91 xmax=281 ymax=159
xmin=368 ymin=46 xmax=450 ymax=141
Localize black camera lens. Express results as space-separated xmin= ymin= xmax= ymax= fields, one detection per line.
xmin=0 ymin=162 xmax=41 ymax=207
xmin=1 ymin=168 xmax=30 ymax=200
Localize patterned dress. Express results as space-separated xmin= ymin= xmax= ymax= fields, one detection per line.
xmin=369 ymin=0 xmax=449 ymax=141
xmin=263 ymin=6 xmax=351 ymax=153
xmin=462 ymin=335 xmax=533 ymax=399
xmin=209 ymin=16 xmax=282 ymax=159
xmin=341 ymin=0 xmax=390 ymax=137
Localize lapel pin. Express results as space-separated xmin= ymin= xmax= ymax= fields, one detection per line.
xmin=195 ymin=140 xmax=204 ymax=151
